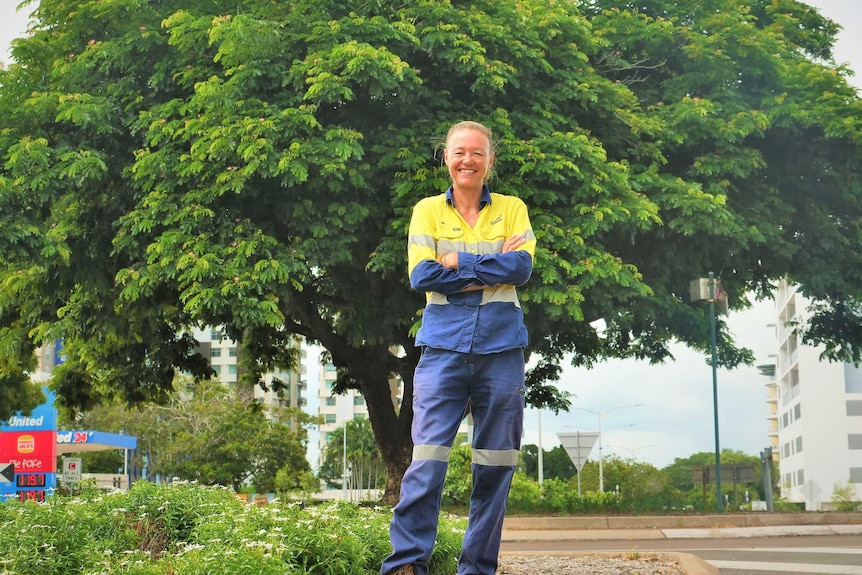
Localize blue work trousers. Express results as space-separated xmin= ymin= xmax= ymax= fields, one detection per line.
xmin=382 ymin=347 xmax=526 ymax=575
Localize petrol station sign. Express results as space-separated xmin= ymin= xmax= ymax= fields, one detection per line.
xmin=0 ymin=388 xmax=58 ymax=502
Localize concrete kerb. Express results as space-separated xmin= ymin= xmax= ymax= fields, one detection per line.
xmin=502 ymin=512 xmax=862 ymax=533
xmin=500 ymin=513 xmax=862 ymax=575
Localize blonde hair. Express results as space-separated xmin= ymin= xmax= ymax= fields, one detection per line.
xmin=443 ymin=120 xmax=497 ymax=182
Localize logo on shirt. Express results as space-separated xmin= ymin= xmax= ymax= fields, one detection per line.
xmin=490 ymin=215 xmax=502 ymax=225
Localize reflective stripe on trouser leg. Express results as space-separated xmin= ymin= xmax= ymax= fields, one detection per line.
xmin=382 ymin=348 xmax=470 ymax=575
xmin=459 ymin=348 xmax=525 ymax=575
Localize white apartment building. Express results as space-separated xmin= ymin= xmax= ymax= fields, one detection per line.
xmin=769 ymin=280 xmax=862 ymax=510
xmin=192 ymin=327 xmax=307 ymax=417
xmin=316 ymin=361 xmax=401 ymax=467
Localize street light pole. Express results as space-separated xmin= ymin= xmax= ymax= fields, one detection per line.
xmin=605 ymin=444 xmax=658 ymax=459
xmin=573 ymin=403 xmax=644 ymax=492
xmin=537 ymin=409 xmax=544 ymax=485
xmin=691 ymin=273 xmax=725 ymax=513
xmin=342 ymin=423 xmax=348 ymax=500
xmin=708 ymin=271 xmax=722 ymax=513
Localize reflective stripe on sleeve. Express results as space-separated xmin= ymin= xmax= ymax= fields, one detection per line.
xmin=473 ymin=448 xmax=520 ymax=466
xmin=409 ymin=233 xmax=437 ymax=251
xmin=413 ymin=444 xmax=451 ymax=462
xmin=437 ymin=238 xmax=504 ymax=255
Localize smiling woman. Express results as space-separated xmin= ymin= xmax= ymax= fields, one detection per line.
xmin=385 ymin=120 xmax=538 ymax=575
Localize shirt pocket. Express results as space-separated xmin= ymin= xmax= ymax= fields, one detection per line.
xmin=477 ymin=223 xmax=507 ymax=255
xmin=436 ymin=226 xmax=465 ymax=258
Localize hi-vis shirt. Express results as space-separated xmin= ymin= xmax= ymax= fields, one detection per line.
xmin=408 ymin=186 xmax=536 ymax=353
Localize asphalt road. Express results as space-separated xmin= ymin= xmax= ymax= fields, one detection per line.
xmin=500 ymin=534 xmax=862 ymax=574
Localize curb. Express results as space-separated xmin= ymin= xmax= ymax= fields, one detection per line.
xmin=500 ymin=523 xmax=862 ymax=541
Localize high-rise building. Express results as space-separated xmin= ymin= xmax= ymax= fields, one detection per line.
xmin=768 ymin=280 xmax=862 ymax=509
xmin=192 ymin=327 xmax=307 ymax=426
xmin=316 ymin=360 xmax=401 ymax=468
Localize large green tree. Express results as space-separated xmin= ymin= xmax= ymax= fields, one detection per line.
xmin=2 ymin=0 xmax=861 ymax=502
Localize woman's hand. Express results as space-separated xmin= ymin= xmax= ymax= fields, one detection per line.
xmin=502 ymin=233 xmax=527 ymax=253
xmin=437 ymin=252 xmax=458 ymax=268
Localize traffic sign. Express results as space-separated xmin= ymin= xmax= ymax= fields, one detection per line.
xmin=61 ymin=457 xmax=82 ymax=483
xmin=0 ymin=462 xmax=13 ymax=483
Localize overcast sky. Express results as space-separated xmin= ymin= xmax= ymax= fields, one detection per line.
xmin=2 ymin=1 xmax=860 ymax=470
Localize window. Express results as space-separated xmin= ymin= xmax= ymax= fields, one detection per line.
xmin=797 ymin=469 xmax=804 ymax=485
xmin=325 ymin=397 xmax=336 ymax=407
xmin=211 ymin=348 xmax=222 ymax=358
xmin=845 ymin=364 xmax=862 ymax=393
xmin=325 ymin=363 xmax=337 ymax=372
xmin=325 ymin=432 xmax=335 ymax=442
xmin=794 ymin=403 xmax=801 ymax=420
xmin=325 ymin=414 xmax=336 ymax=424
xmin=210 ymin=328 xmax=222 ymax=340
xmin=353 ymin=395 xmax=365 ymax=406
xmin=228 ymin=347 xmax=237 ymax=357
xmin=212 ymin=365 xmax=221 ymax=376
xmin=850 ymin=468 xmax=862 ymax=483
xmin=849 ymin=434 xmax=862 ymax=450
xmin=228 ymin=365 xmax=238 ymax=375
xmin=848 ymin=400 xmax=862 ymax=417
xmin=326 ymin=381 xmax=335 ymax=391
xmin=782 ymin=413 xmax=789 ymax=428
xmin=795 ymin=436 xmax=803 ymax=453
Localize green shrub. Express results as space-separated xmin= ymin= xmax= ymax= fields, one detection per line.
xmin=831 ymin=480 xmax=861 ymax=512
xmin=0 ymin=482 xmax=466 ymax=575
xmin=506 ymin=472 xmax=542 ymax=512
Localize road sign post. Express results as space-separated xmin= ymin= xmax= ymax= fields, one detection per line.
xmin=61 ymin=457 xmax=82 ymax=484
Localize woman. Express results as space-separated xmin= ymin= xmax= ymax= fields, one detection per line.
xmin=382 ymin=121 xmax=536 ymax=575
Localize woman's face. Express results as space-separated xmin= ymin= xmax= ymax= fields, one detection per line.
xmin=444 ymin=128 xmax=494 ymax=192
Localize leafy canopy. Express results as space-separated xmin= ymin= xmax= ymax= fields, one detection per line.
xmin=1 ymin=0 xmax=861 ymax=500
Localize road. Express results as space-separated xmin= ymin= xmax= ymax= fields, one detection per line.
xmin=500 ymin=534 xmax=862 ymax=574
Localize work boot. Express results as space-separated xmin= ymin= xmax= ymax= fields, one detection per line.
xmin=387 ymin=566 xmax=415 ymax=575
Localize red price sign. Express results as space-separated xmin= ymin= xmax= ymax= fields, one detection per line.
xmin=18 ymin=490 xmax=46 ymax=502
xmin=16 ymin=473 xmax=47 ymax=487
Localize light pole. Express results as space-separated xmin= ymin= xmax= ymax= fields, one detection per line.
xmin=605 ymin=444 xmax=657 ymax=459
xmin=537 ymin=408 xmax=544 ymax=485
xmin=690 ymin=272 xmax=725 ymax=513
xmin=342 ymin=423 xmax=348 ymax=500
xmin=573 ymin=403 xmax=644 ymax=492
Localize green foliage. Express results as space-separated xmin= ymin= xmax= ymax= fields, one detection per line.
xmin=60 ymin=378 xmax=314 ymax=492
xmin=831 ymin=480 xmax=861 ymax=512
xmin=519 ymin=444 xmax=576 ymax=481
xmin=3 ymin=0 xmax=862 ymax=500
xmin=506 ymin=471 xmax=543 ymax=512
xmin=442 ymin=443 xmax=474 ymax=507
xmin=665 ymin=450 xmax=765 ymax=511
xmin=0 ymin=481 xmax=465 ymax=575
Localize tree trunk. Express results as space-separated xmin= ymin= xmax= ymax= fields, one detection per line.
xmin=290 ymin=294 xmax=418 ymax=505
xmin=325 ymin=340 xmax=416 ymax=505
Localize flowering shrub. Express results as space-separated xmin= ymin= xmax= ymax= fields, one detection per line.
xmin=0 ymin=482 xmax=466 ymax=575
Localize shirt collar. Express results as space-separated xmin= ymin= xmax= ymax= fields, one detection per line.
xmin=445 ymin=185 xmax=492 ymax=210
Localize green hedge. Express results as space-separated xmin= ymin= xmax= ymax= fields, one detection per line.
xmin=0 ymin=482 xmax=465 ymax=575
